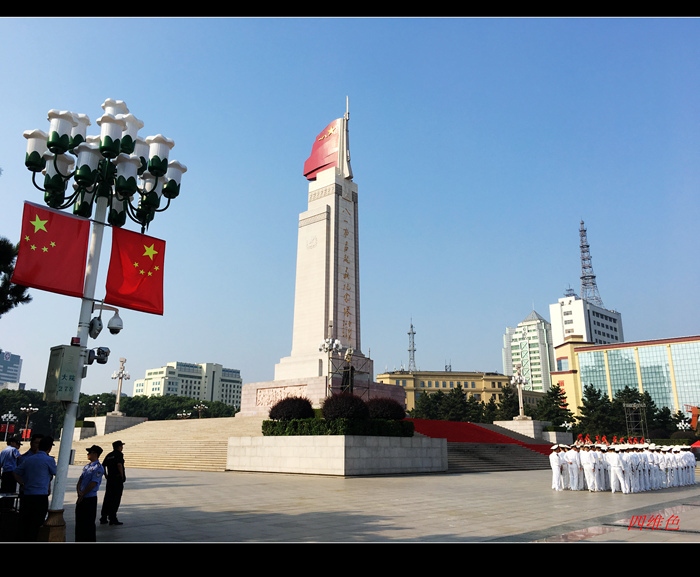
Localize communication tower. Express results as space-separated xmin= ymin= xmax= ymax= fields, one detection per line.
xmin=407 ymin=321 xmax=417 ymax=372
xmin=579 ymin=220 xmax=604 ymax=307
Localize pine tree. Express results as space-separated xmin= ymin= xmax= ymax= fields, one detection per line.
xmin=440 ymin=384 xmax=469 ymax=421
xmin=576 ymin=384 xmax=613 ymax=436
xmin=0 ymin=237 xmax=32 ymax=319
xmin=533 ymin=382 xmax=575 ymax=427
xmin=495 ymin=383 xmax=519 ymax=420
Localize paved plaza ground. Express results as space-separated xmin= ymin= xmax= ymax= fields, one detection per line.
xmin=55 ymin=464 xmax=700 ymax=543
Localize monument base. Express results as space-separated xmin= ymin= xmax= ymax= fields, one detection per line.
xmin=237 ymin=377 xmax=406 ymax=418
xmin=493 ymin=419 xmax=549 ymax=441
xmin=227 ymin=435 xmax=447 ymax=476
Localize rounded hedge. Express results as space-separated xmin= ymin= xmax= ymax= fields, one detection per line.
xmin=366 ymin=397 xmax=406 ymax=421
xmin=321 ymin=393 xmax=370 ymax=420
xmin=268 ymin=396 xmax=315 ymax=421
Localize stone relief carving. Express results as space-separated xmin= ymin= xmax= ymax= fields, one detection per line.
xmin=256 ymin=385 xmax=308 ymax=407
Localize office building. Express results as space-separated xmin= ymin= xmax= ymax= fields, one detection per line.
xmin=551 ymin=334 xmax=700 ymax=417
xmin=376 ymin=369 xmax=543 ymax=412
xmin=133 ymin=361 xmax=243 ymax=407
xmin=0 ymin=351 xmax=22 ymax=386
xmin=549 ymin=289 xmax=624 ymax=347
xmin=502 ymin=310 xmax=555 ymax=392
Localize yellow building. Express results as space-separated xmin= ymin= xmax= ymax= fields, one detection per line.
xmin=375 ymin=370 xmax=544 ymax=412
xmin=551 ymin=334 xmax=700 ymax=417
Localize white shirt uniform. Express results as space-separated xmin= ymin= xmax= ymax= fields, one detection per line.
xmin=549 ymin=449 xmax=564 ymax=491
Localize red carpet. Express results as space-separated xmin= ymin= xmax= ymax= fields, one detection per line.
xmin=409 ymin=419 xmax=551 ymax=455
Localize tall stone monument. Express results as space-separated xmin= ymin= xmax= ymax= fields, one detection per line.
xmin=238 ymin=103 xmax=403 ymax=417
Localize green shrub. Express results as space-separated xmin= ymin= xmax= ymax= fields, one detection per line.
xmin=268 ymin=396 xmax=315 ymax=421
xmin=366 ymin=397 xmax=406 ymax=420
xmin=261 ymin=417 xmax=415 ymax=437
xmin=321 ymin=393 xmax=369 ymax=420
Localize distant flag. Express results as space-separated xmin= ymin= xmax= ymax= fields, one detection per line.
xmin=11 ymin=202 xmax=90 ymax=298
xmin=105 ymin=227 xmax=165 ymax=315
xmin=303 ymin=118 xmax=341 ymax=181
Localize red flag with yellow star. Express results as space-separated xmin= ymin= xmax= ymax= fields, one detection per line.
xmin=104 ymin=227 xmax=165 ymax=315
xmin=11 ymin=202 xmax=90 ymax=298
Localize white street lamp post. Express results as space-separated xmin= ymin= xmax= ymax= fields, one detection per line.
xmin=111 ymin=357 xmax=130 ymax=415
xmin=2 ymin=413 xmax=17 ymax=442
xmin=319 ymin=336 xmax=342 ymax=397
xmin=510 ymin=364 xmax=531 ymax=421
xmin=22 ymin=99 xmax=185 ymax=540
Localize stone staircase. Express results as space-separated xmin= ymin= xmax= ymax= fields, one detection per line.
xmin=410 ymin=419 xmax=552 ymax=473
xmin=67 ymin=416 xmax=266 ymax=473
xmin=446 ymin=443 xmax=551 ymax=473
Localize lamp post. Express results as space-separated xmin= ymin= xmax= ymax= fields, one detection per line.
xmin=111 ymin=357 xmax=130 ymax=416
xmin=88 ymin=400 xmax=105 ymax=418
xmin=319 ymin=336 xmax=342 ymax=397
xmin=510 ymin=363 xmax=531 ymax=421
xmin=193 ymin=403 xmax=207 ymax=419
xmin=177 ymin=411 xmax=191 ymax=420
xmin=23 ymin=99 xmax=185 ymax=540
xmin=20 ymin=404 xmax=39 ymax=437
xmin=2 ymin=412 xmax=17 ymax=442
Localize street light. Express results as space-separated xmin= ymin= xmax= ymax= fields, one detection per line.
xmin=510 ymin=364 xmax=531 ymax=421
xmin=20 ymin=404 xmax=39 ymax=435
xmin=88 ymin=400 xmax=105 ymax=418
xmin=23 ymin=98 xmax=185 ymax=540
xmin=193 ymin=403 xmax=207 ymax=419
xmin=319 ymin=337 xmax=343 ymax=397
xmin=25 ymin=100 xmax=186 ymax=233
xmin=2 ymin=412 xmax=17 ymax=442
xmin=177 ymin=411 xmax=191 ymax=420
xmin=111 ymin=357 xmax=130 ymax=416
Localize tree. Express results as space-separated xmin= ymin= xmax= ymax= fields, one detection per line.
xmin=409 ymin=390 xmax=444 ymax=420
xmin=494 ymin=383 xmax=519 ymax=421
xmin=440 ymin=384 xmax=469 ymax=422
xmin=0 ymin=237 xmax=31 ymax=319
xmin=575 ymin=384 xmax=614 ymax=436
xmin=533 ymin=383 xmax=575 ymax=427
xmin=467 ymin=394 xmax=487 ymax=423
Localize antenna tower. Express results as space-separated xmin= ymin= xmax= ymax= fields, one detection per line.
xmin=407 ymin=321 xmax=417 ymax=372
xmin=579 ymin=220 xmax=604 ymax=307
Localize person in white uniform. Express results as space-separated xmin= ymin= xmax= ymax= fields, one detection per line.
xmin=565 ymin=445 xmax=582 ymax=490
xmin=606 ymin=446 xmax=624 ymax=494
xmin=580 ymin=445 xmax=596 ymax=492
xmin=549 ymin=445 xmax=565 ymax=491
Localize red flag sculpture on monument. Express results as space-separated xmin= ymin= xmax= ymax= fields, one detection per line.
xmin=303 ymin=118 xmax=341 ymax=181
xmin=105 ymin=227 xmax=165 ymax=315
xmin=11 ymin=202 xmax=90 ymax=298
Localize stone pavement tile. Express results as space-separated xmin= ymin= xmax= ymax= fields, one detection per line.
xmin=57 ymin=465 xmax=700 ymax=543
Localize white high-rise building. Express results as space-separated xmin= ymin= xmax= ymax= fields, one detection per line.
xmin=549 ymin=289 xmax=624 ymax=347
xmin=502 ymin=311 xmax=555 ymax=392
xmin=133 ymin=362 xmax=243 ymax=407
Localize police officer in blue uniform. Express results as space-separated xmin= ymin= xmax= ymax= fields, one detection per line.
xmin=13 ymin=436 xmax=56 ymax=541
xmin=75 ymin=445 xmax=104 ymax=542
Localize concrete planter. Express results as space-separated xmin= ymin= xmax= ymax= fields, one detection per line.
xmin=227 ymin=435 xmax=447 ymax=476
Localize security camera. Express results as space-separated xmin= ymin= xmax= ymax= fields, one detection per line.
xmin=95 ymin=347 xmax=111 ymax=365
xmin=88 ymin=317 xmax=103 ymax=339
xmin=107 ymin=312 xmax=123 ymax=335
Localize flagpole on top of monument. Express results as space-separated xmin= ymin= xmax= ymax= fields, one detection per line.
xmin=20 ymin=99 xmax=185 ymax=541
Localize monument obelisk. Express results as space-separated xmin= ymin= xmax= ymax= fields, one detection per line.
xmin=274 ymin=100 xmax=371 ymax=383
xmin=238 ymin=102 xmax=401 ymax=417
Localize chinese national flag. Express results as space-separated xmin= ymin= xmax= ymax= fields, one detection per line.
xmin=105 ymin=227 xmax=165 ymax=315
xmin=303 ymin=118 xmax=340 ymax=181
xmin=11 ymin=202 xmax=90 ymax=298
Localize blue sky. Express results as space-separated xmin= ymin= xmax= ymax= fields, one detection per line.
xmin=0 ymin=17 xmax=698 ymax=397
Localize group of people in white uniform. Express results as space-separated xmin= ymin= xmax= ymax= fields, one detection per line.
xmin=549 ymin=443 xmax=697 ymax=493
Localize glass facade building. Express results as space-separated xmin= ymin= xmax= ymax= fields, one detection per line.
xmin=556 ymin=336 xmax=700 ymax=415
